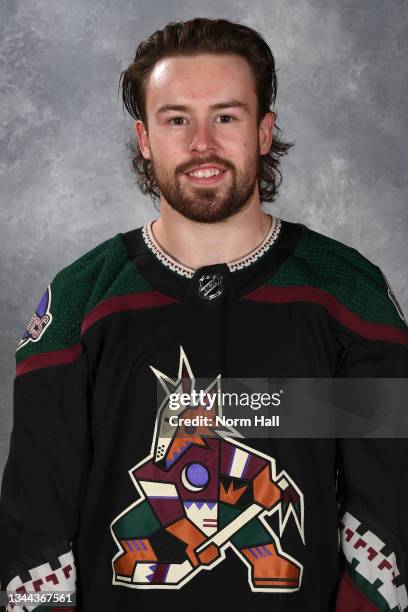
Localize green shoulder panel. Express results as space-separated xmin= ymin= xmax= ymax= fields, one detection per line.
xmin=269 ymin=224 xmax=407 ymax=330
xmin=15 ymin=233 xmax=151 ymax=365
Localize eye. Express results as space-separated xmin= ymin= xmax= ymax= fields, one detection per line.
xmin=216 ymin=114 xmax=235 ymax=123
xmin=168 ymin=117 xmax=187 ymax=125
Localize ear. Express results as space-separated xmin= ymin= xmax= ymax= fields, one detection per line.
xmin=259 ymin=111 xmax=275 ymax=155
xmin=135 ymin=120 xmax=151 ymax=159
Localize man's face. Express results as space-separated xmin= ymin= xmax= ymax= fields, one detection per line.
xmin=136 ymin=53 xmax=274 ymax=223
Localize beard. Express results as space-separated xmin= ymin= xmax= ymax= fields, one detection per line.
xmin=150 ymin=151 xmax=260 ymax=223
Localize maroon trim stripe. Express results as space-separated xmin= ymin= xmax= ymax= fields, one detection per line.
xmin=16 ymin=343 xmax=82 ymax=377
xmin=16 ymin=291 xmax=179 ymax=377
xmin=335 ymin=570 xmax=378 ymax=611
xmin=81 ymin=290 xmax=179 ymax=335
xmin=244 ymin=285 xmax=408 ymax=346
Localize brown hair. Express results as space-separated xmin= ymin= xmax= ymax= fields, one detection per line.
xmin=119 ymin=17 xmax=294 ymax=202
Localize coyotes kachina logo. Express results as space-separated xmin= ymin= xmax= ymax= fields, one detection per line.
xmin=110 ymin=347 xmax=305 ymax=592
xmin=16 ymin=285 xmax=53 ymax=351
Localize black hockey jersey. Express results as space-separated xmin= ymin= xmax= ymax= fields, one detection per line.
xmin=1 ymin=216 xmax=408 ymax=612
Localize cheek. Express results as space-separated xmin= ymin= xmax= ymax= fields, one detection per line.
xmin=149 ymin=137 xmax=177 ymax=160
xmin=239 ymin=139 xmax=258 ymax=158
xmin=153 ymin=133 xmax=187 ymax=160
xmin=230 ymin=127 xmax=256 ymax=152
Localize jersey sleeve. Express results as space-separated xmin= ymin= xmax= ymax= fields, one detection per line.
xmin=0 ymin=278 xmax=92 ymax=612
xmin=0 ymin=233 xmax=140 ymax=612
xmin=333 ymin=265 xmax=408 ymax=611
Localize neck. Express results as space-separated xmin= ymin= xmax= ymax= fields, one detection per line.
xmin=151 ymin=198 xmax=272 ymax=270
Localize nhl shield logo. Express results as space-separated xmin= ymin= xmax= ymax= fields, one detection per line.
xmin=198 ymin=274 xmax=223 ymax=300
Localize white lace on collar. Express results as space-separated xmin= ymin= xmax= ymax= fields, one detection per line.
xmin=141 ymin=215 xmax=282 ymax=279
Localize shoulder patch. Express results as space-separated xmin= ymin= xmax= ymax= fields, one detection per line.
xmin=380 ymin=269 xmax=407 ymax=324
xmin=16 ymin=285 xmax=53 ymax=351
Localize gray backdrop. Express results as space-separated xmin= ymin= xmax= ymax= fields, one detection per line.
xmin=1 ymin=0 xmax=407 ymax=476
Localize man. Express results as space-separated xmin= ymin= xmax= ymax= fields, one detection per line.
xmin=1 ymin=17 xmax=407 ymax=612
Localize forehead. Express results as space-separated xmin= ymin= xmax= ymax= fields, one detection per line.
xmin=145 ymin=53 xmax=257 ymax=111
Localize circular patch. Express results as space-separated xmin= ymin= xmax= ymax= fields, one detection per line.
xmin=182 ymin=463 xmax=210 ymax=491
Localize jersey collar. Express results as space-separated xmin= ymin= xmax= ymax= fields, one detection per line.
xmin=121 ymin=217 xmax=302 ymax=302
xmin=141 ymin=215 xmax=282 ymax=279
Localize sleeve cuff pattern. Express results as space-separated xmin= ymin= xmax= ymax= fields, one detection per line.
xmin=4 ymin=542 xmax=76 ymax=612
xmin=337 ymin=510 xmax=408 ymax=611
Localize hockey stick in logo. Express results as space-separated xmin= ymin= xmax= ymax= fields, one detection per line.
xmin=196 ymin=502 xmax=264 ymax=555
xmin=196 ymin=470 xmax=304 ymax=560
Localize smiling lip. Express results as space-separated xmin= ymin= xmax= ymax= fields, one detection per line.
xmin=185 ymin=164 xmax=226 ymax=173
xmin=184 ymin=170 xmax=227 ymax=185
xmin=184 ymin=165 xmax=227 ymax=185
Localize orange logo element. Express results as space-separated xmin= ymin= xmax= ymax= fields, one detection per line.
xmin=220 ymin=480 xmax=248 ymax=505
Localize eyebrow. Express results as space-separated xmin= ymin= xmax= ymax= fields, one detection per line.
xmin=156 ymin=100 xmax=250 ymax=115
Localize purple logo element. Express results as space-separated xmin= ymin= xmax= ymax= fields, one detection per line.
xmin=17 ymin=285 xmax=53 ymax=351
xmin=186 ymin=463 xmax=209 ymax=488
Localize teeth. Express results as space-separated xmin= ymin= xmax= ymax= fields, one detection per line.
xmin=188 ymin=168 xmax=223 ymax=178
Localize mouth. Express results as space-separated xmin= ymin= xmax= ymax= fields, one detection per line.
xmin=183 ymin=166 xmax=227 ymax=185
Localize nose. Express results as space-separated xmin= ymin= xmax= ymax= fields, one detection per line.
xmin=188 ymin=120 xmax=216 ymax=154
